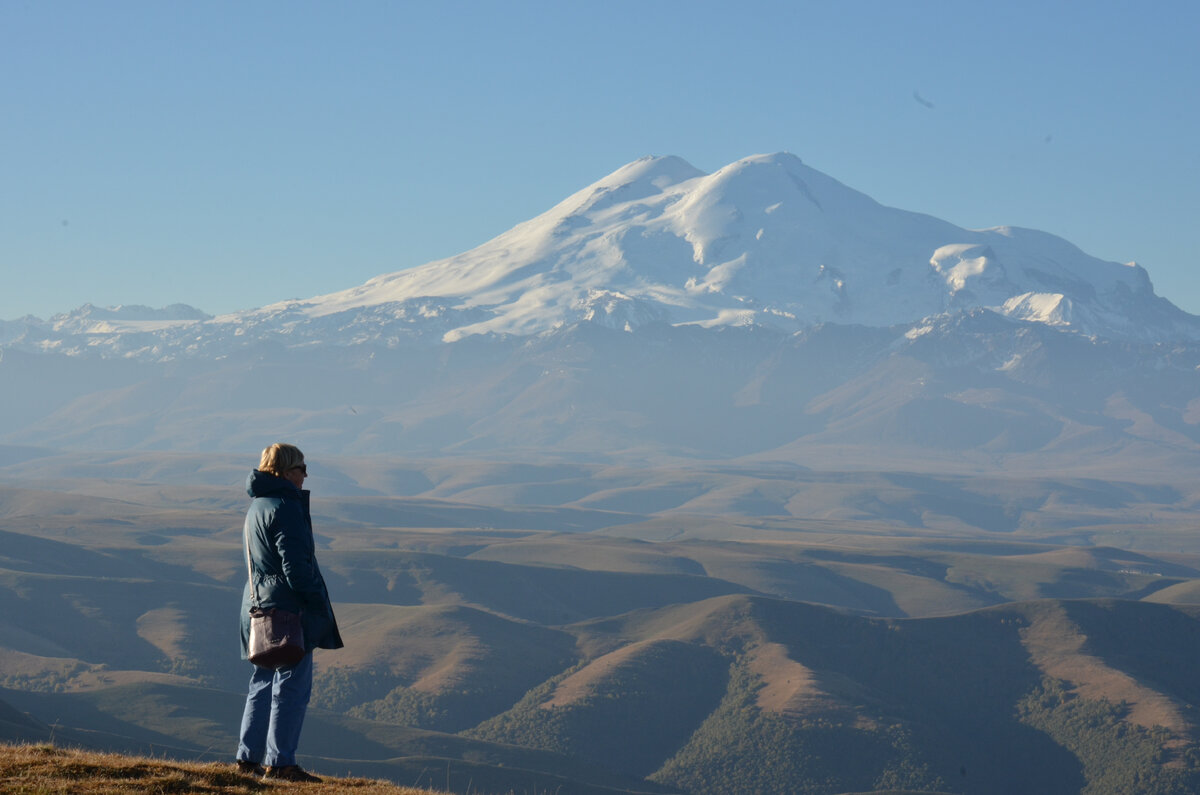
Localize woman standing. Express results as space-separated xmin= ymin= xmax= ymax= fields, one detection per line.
xmin=235 ymin=443 xmax=343 ymax=782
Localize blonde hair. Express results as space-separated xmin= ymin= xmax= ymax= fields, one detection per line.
xmin=259 ymin=443 xmax=305 ymax=477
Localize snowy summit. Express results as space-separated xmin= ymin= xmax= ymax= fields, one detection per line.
xmin=258 ymin=152 xmax=1194 ymax=343
xmin=6 ymin=153 xmax=1199 ymax=358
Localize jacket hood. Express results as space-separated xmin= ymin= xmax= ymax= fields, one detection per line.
xmin=246 ymin=469 xmax=302 ymax=500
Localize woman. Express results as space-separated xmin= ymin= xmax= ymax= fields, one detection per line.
xmin=235 ymin=443 xmax=343 ymax=782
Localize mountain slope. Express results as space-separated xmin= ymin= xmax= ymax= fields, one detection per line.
xmin=470 ymin=594 xmax=1200 ymax=795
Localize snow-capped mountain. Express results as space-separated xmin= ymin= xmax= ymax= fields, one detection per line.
xmin=231 ymin=152 xmax=1197 ymax=346
xmin=5 ymin=153 xmax=1200 ymax=468
xmin=5 ymin=153 xmax=1198 ymax=360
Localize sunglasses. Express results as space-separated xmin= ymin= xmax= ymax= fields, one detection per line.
xmin=291 ymin=464 xmax=308 ymax=476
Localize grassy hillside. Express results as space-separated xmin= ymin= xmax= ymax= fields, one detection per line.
xmin=0 ymin=684 xmax=677 ymax=795
xmin=0 ymin=742 xmax=432 ymax=794
xmin=5 ymin=451 xmax=1200 ymax=793
xmin=471 ymin=639 xmax=729 ymax=778
xmin=312 ymin=603 xmax=580 ymax=732
xmin=466 ymin=594 xmax=1200 ymax=794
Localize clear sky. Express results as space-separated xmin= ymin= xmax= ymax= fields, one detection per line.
xmin=3 ymin=0 xmax=1197 ymax=320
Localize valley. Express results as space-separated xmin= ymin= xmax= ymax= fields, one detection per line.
xmin=3 ymin=448 xmax=1200 ymax=793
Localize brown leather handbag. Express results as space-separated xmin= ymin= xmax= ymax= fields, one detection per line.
xmin=244 ymin=532 xmax=306 ymax=669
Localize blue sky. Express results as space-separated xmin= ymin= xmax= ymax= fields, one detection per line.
xmin=3 ymin=0 xmax=1197 ymax=319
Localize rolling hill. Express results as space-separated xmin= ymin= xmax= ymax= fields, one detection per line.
xmin=3 ymin=454 xmax=1200 ymax=793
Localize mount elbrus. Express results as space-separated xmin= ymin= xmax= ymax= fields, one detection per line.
xmin=3 ymin=153 xmax=1199 ymax=463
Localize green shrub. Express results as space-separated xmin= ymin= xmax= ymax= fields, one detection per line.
xmin=1017 ymin=677 xmax=1200 ymax=795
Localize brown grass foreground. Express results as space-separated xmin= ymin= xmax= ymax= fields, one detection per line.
xmin=0 ymin=743 xmax=437 ymax=795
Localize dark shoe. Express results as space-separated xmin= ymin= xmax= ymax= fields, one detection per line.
xmin=264 ymin=765 xmax=322 ymax=783
xmin=235 ymin=760 xmax=265 ymax=776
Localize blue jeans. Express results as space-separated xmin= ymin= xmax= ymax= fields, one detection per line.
xmin=236 ymin=652 xmax=313 ymax=767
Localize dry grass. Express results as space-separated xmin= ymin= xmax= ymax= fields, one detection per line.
xmin=0 ymin=743 xmax=436 ymax=795
xmin=1018 ymin=602 xmax=1188 ymax=733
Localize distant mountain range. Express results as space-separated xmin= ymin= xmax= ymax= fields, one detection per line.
xmin=3 ymin=153 xmax=1200 ymax=473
